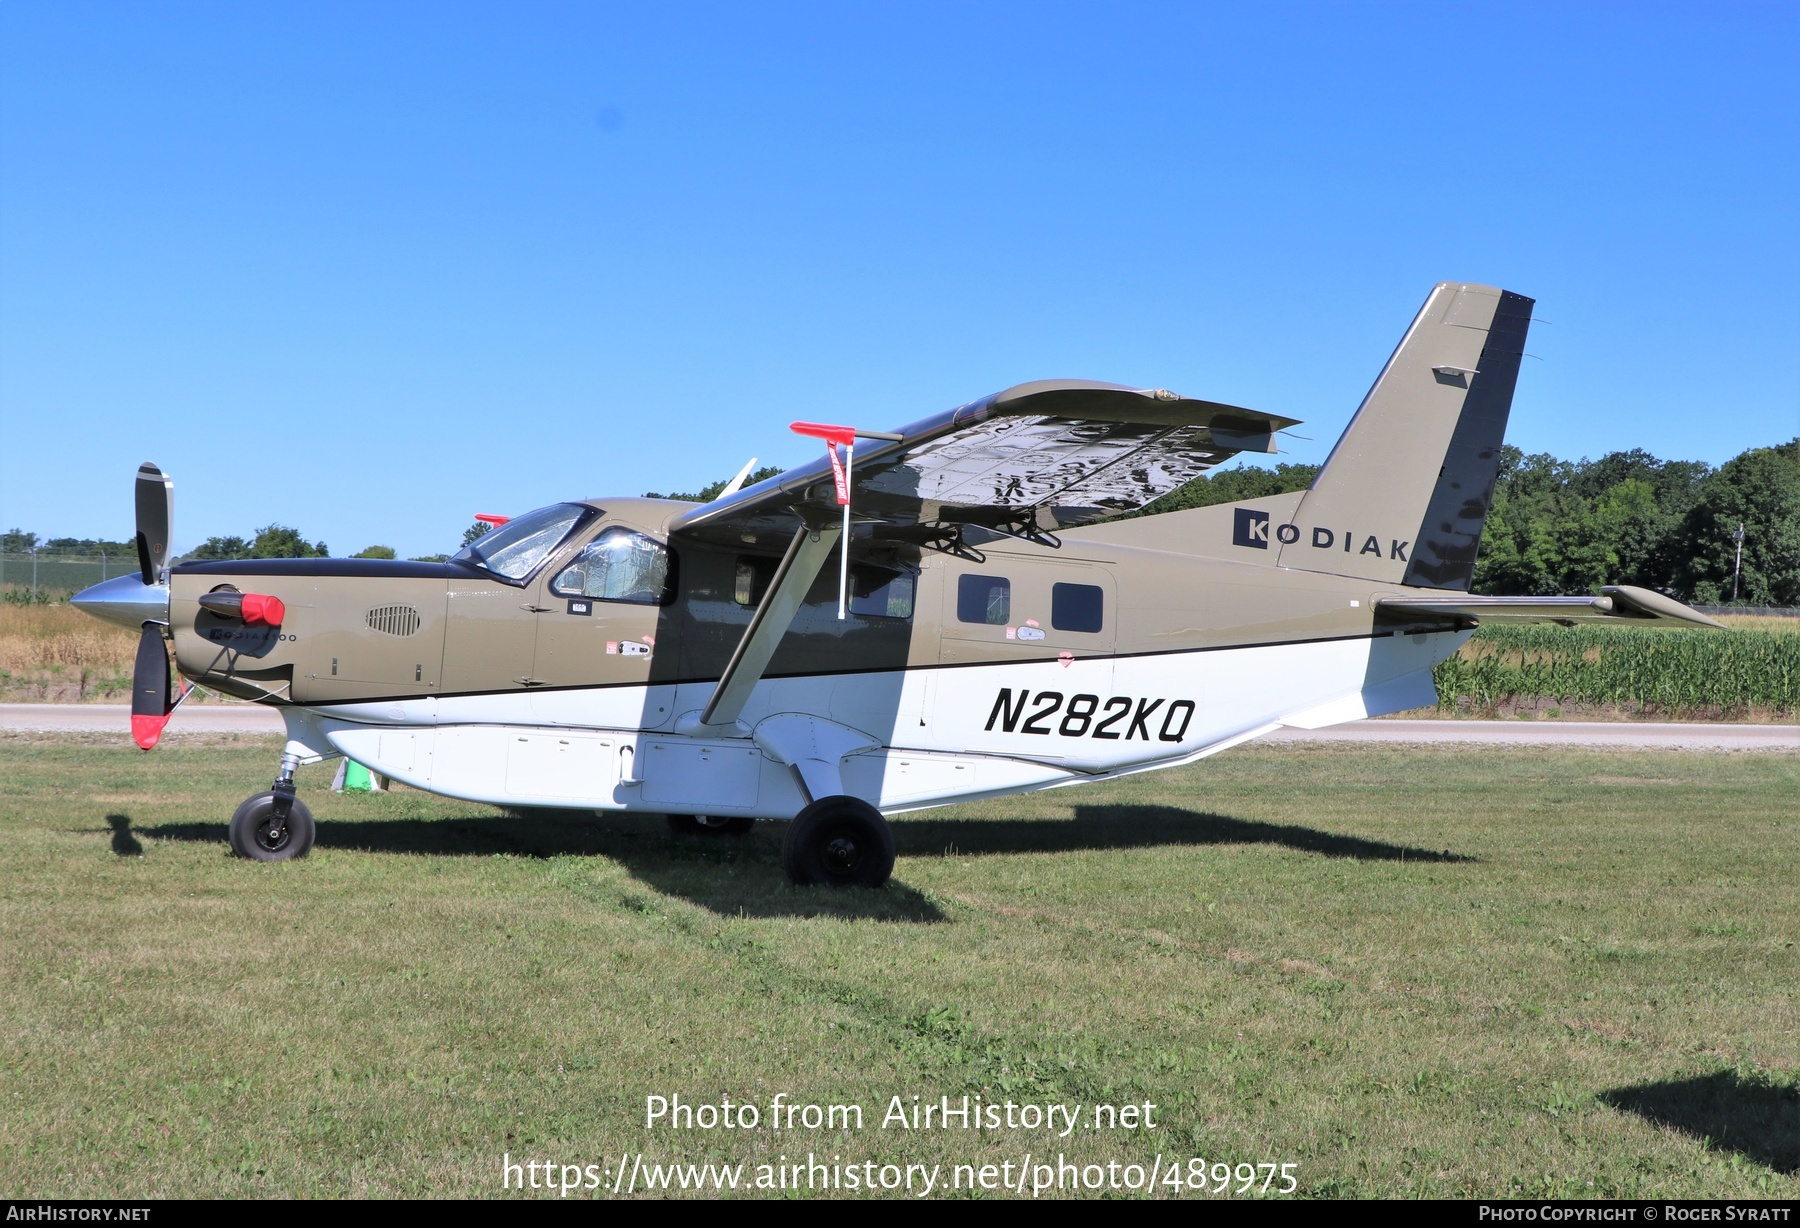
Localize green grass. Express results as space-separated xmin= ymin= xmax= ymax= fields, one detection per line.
xmin=1 ymin=734 xmax=1796 ymax=1198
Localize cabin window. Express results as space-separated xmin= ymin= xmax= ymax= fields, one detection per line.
xmin=957 ymin=574 xmax=1011 ymax=625
xmin=454 ymin=503 xmax=588 ymax=581
xmin=849 ymin=567 xmax=915 ymax=620
xmin=1052 ymin=582 xmax=1104 ymax=633
xmin=734 ymin=557 xmax=778 ymax=607
xmin=551 ymin=528 xmax=675 ymax=605
xmin=735 ymin=557 xmax=914 ymax=620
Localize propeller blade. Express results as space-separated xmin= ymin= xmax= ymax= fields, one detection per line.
xmin=135 ymin=462 xmax=174 ymax=585
xmin=130 ymin=624 xmax=173 ymax=750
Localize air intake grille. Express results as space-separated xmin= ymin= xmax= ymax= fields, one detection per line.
xmin=366 ymin=605 xmax=421 ymax=636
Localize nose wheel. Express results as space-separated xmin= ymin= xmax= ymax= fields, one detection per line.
xmin=229 ymin=790 xmax=316 ymax=861
xmin=229 ymin=750 xmax=316 ymax=861
xmin=781 ymin=796 xmax=894 ymax=887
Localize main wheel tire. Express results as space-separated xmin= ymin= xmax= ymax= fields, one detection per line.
xmin=667 ymin=814 xmax=755 ymax=836
xmin=228 ymin=791 xmax=316 ymax=862
xmin=781 ymin=796 xmax=894 ymax=887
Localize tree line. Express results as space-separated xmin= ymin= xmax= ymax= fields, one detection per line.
xmin=0 ymin=525 xmax=394 ymax=562
xmin=0 ymin=531 xmax=137 ymax=555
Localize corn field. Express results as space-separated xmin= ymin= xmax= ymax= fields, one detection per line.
xmin=1434 ymin=624 xmax=1800 ymax=716
xmin=0 ymin=604 xmax=137 ymax=673
xmin=0 ymin=604 xmax=137 ymax=700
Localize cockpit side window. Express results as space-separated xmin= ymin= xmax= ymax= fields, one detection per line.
xmin=453 ymin=504 xmax=590 ymax=582
xmin=551 ymin=527 xmax=676 ymax=605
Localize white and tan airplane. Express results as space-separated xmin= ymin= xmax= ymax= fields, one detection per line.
xmin=74 ymin=282 xmax=1720 ymax=885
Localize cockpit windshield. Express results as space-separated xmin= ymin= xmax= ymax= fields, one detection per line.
xmin=453 ymin=504 xmax=589 ymax=581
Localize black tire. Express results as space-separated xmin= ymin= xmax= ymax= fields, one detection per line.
xmin=229 ymin=791 xmax=316 ymax=862
xmin=781 ymin=796 xmax=894 ymax=887
xmin=667 ymin=814 xmax=755 ymax=836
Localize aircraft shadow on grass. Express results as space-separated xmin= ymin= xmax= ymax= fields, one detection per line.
xmin=106 ymin=813 xmax=143 ymax=856
xmin=1601 ymin=1071 xmax=1800 ymax=1175
xmin=901 ymin=804 xmax=1475 ymax=865
xmin=127 ymin=802 xmax=1472 ymax=924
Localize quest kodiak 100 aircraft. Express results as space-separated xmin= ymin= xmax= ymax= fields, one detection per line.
xmin=75 ymin=282 xmax=1721 ymax=886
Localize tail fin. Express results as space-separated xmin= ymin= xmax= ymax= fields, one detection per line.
xmin=1277 ymin=282 xmax=1533 ymax=590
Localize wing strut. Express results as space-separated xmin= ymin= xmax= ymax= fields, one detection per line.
xmin=693 ymin=521 xmax=843 ymax=732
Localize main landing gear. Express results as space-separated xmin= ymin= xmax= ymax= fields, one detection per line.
xmin=229 ymin=750 xmax=316 ymax=862
xmin=781 ymin=796 xmax=894 ymax=888
xmin=667 ymin=799 xmax=895 ymax=887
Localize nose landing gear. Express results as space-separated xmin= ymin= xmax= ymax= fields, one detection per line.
xmin=229 ymin=750 xmax=316 ymax=861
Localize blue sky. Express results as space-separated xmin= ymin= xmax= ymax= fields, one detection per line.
xmin=2 ymin=2 xmax=1795 ymax=557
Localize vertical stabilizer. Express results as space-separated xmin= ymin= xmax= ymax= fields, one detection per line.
xmin=1276 ymin=282 xmax=1533 ymax=590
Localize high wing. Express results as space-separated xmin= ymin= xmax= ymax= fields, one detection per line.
xmin=668 ymin=378 xmax=1298 ymax=733
xmin=1376 ymin=585 xmax=1724 ymax=629
xmin=669 ymin=379 xmax=1301 ymax=550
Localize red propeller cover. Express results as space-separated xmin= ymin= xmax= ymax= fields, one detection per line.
xmin=790 ymin=421 xmax=857 ymax=447
xmin=131 ymin=713 xmax=171 ymax=751
xmin=241 ymin=594 xmax=285 ymax=627
xmin=131 ymin=623 xmax=173 ymax=750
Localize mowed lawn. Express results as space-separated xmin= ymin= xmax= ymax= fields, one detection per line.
xmin=1 ymin=734 xmax=1795 ymax=1199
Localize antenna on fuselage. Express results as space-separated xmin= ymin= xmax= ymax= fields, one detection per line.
xmin=718 ymin=457 xmax=760 ymax=499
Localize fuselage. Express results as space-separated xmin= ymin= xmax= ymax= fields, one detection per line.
xmin=157 ymin=496 xmax=1466 ymax=816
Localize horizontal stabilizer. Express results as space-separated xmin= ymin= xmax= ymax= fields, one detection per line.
xmin=1376 ymin=585 xmax=1724 ymax=629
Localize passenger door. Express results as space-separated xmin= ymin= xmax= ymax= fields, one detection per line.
xmin=938 ymin=557 xmax=1116 ymax=664
xmin=936 ymin=556 xmax=1119 ymax=762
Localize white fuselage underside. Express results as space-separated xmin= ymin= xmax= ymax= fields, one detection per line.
xmin=279 ymin=629 xmax=1467 ymax=816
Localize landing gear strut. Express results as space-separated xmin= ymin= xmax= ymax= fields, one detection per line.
xmin=667 ymin=814 xmax=755 ymax=836
xmin=229 ymin=750 xmax=316 ymax=861
xmin=781 ymin=796 xmax=894 ymax=887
